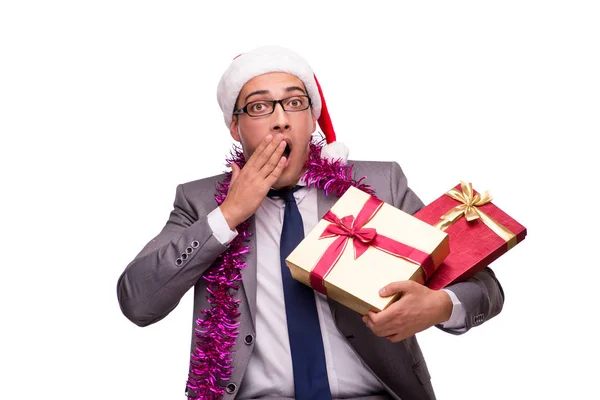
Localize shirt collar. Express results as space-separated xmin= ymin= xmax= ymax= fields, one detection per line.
xmin=265 ymin=177 xmax=311 ymax=207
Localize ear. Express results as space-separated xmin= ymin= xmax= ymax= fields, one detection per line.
xmin=229 ymin=116 xmax=241 ymax=142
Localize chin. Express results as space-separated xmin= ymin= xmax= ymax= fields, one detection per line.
xmin=274 ymin=168 xmax=301 ymax=189
xmin=273 ymin=176 xmax=294 ymax=190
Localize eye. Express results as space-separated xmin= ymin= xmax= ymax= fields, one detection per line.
xmin=249 ymin=101 xmax=272 ymax=114
xmin=285 ymin=96 xmax=306 ymax=109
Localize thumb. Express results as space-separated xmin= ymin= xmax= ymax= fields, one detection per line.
xmin=379 ymin=280 xmax=414 ymax=297
xmin=229 ymin=163 xmax=240 ymax=185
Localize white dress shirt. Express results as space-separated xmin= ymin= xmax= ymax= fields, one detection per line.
xmin=207 ymin=183 xmax=465 ymax=398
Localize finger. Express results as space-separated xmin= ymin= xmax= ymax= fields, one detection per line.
xmin=367 ymin=310 xmax=378 ymax=322
xmin=362 ymin=315 xmax=377 ymax=333
xmin=264 ymin=155 xmax=287 ymax=186
xmin=259 ymin=140 xmax=287 ymax=178
xmin=363 ymin=311 xmax=385 ymax=329
xmin=386 ymin=332 xmax=407 ymax=343
xmin=244 ymin=134 xmax=275 ymax=169
xmin=365 ymin=309 xmax=395 ymax=334
xmin=369 ymin=297 xmax=410 ymax=326
xmin=229 ymin=163 xmax=240 ymax=184
xmin=379 ymin=280 xmax=415 ymax=297
xmin=377 ymin=326 xmax=402 ymax=338
xmin=363 ymin=314 xmax=398 ymax=337
xmin=363 ymin=310 xmax=387 ymax=327
xmin=250 ymin=134 xmax=284 ymax=171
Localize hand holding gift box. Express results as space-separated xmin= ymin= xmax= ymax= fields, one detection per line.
xmin=415 ymin=181 xmax=527 ymax=290
xmin=285 ymin=186 xmax=450 ymax=315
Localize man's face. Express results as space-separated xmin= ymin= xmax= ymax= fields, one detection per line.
xmin=230 ymin=72 xmax=317 ymax=189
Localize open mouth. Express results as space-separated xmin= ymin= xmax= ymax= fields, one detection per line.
xmin=282 ymin=139 xmax=292 ymax=158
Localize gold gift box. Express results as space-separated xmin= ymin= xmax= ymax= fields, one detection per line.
xmin=286 ymin=186 xmax=450 ymax=315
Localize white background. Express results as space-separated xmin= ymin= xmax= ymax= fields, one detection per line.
xmin=1 ymin=1 xmax=599 ymax=399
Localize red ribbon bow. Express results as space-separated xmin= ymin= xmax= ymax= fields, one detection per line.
xmin=320 ymin=213 xmax=378 ymax=259
xmin=309 ymin=195 xmax=435 ymax=295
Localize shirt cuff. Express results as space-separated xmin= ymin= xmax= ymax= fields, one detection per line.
xmin=440 ymin=289 xmax=466 ymax=329
xmin=207 ymin=207 xmax=238 ymax=246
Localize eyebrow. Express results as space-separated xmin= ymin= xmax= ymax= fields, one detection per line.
xmin=244 ymin=86 xmax=307 ymax=103
xmin=285 ymin=86 xmax=307 ymax=95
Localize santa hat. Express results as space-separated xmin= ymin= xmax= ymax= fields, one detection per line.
xmin=216 ymin=45 xmax=349 ymax=162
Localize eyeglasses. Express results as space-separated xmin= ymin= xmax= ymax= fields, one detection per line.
xmin=233 ymin=95 xmax=312 ymax=117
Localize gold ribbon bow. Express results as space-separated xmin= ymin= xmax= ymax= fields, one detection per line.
xmin=434 ymin=181 xmax=517 ymax=249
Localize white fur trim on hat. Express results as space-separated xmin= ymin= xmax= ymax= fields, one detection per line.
xmin=320 ymin=141 xmax=349 ymax=163
xmin=217 ymin=46 xmax=322 ymax=128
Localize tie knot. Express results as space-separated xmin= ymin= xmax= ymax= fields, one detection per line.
xmin=267 ymin=185 xmax=303 ymax=202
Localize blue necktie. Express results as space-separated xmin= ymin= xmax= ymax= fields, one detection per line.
xmin=267 ymin=186 xmax=332 ymax=400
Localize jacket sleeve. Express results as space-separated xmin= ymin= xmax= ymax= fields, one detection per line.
xmin=389 ymin=161 xmax=505 ymax=334
xmin=116 ymin=183 xmax=229 ymax=327
xmin=436 ymin=267 xmax=504 ymax=334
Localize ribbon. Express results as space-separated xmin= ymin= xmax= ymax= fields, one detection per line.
xmin=434 ymin=181 xmax=517 ymax=249
xmin=309 ymin=195 xmax=435 ymax=295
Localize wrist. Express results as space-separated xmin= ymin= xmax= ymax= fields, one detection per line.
xmin=219 ymin=203 xmax=241 ymax=230
xmin=436 ymin=290 xmax=453 ymax=324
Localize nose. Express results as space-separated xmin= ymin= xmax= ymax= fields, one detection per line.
xmin=270 ymin=102 xmax=291 ymax=133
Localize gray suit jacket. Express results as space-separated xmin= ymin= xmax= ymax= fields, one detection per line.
xmin=117 ymin=160 xmax=505 ymax=400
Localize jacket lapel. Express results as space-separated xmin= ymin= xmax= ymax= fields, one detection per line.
xmin=317 ymin=188 xmax=340 ymax=220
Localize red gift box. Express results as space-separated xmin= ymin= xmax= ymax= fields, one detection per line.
xmin=414 ymin=182 xmax=527 ymax=290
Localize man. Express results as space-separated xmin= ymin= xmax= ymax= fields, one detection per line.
xmin=117 ymin=45 xmax=504 ymax=400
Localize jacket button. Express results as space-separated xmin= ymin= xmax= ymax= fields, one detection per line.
xmin=226 ymin=383 xmax=237 ymax=394
xmin=181 ymin=253 xmax=188 ymax=260
xmin=244 ymin=334 xmax=254 ymax=345
xmin=185 ymin=246 xmax=193 ymax=254
xmin=175 ymin=258 xmax=183 ymax=266
xmin=191 ymin=240 xmax=200 ymax=248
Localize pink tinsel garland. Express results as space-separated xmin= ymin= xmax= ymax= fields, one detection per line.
xmin=186 ymin=137 xmax=373 ymax=399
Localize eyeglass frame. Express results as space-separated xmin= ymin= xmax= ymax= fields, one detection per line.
xmin=232 ymin=95 xmax=312 ymax=117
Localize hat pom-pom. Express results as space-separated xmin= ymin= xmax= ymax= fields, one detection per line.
xmin=320 ymin=141 xmax=349 ymax=163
